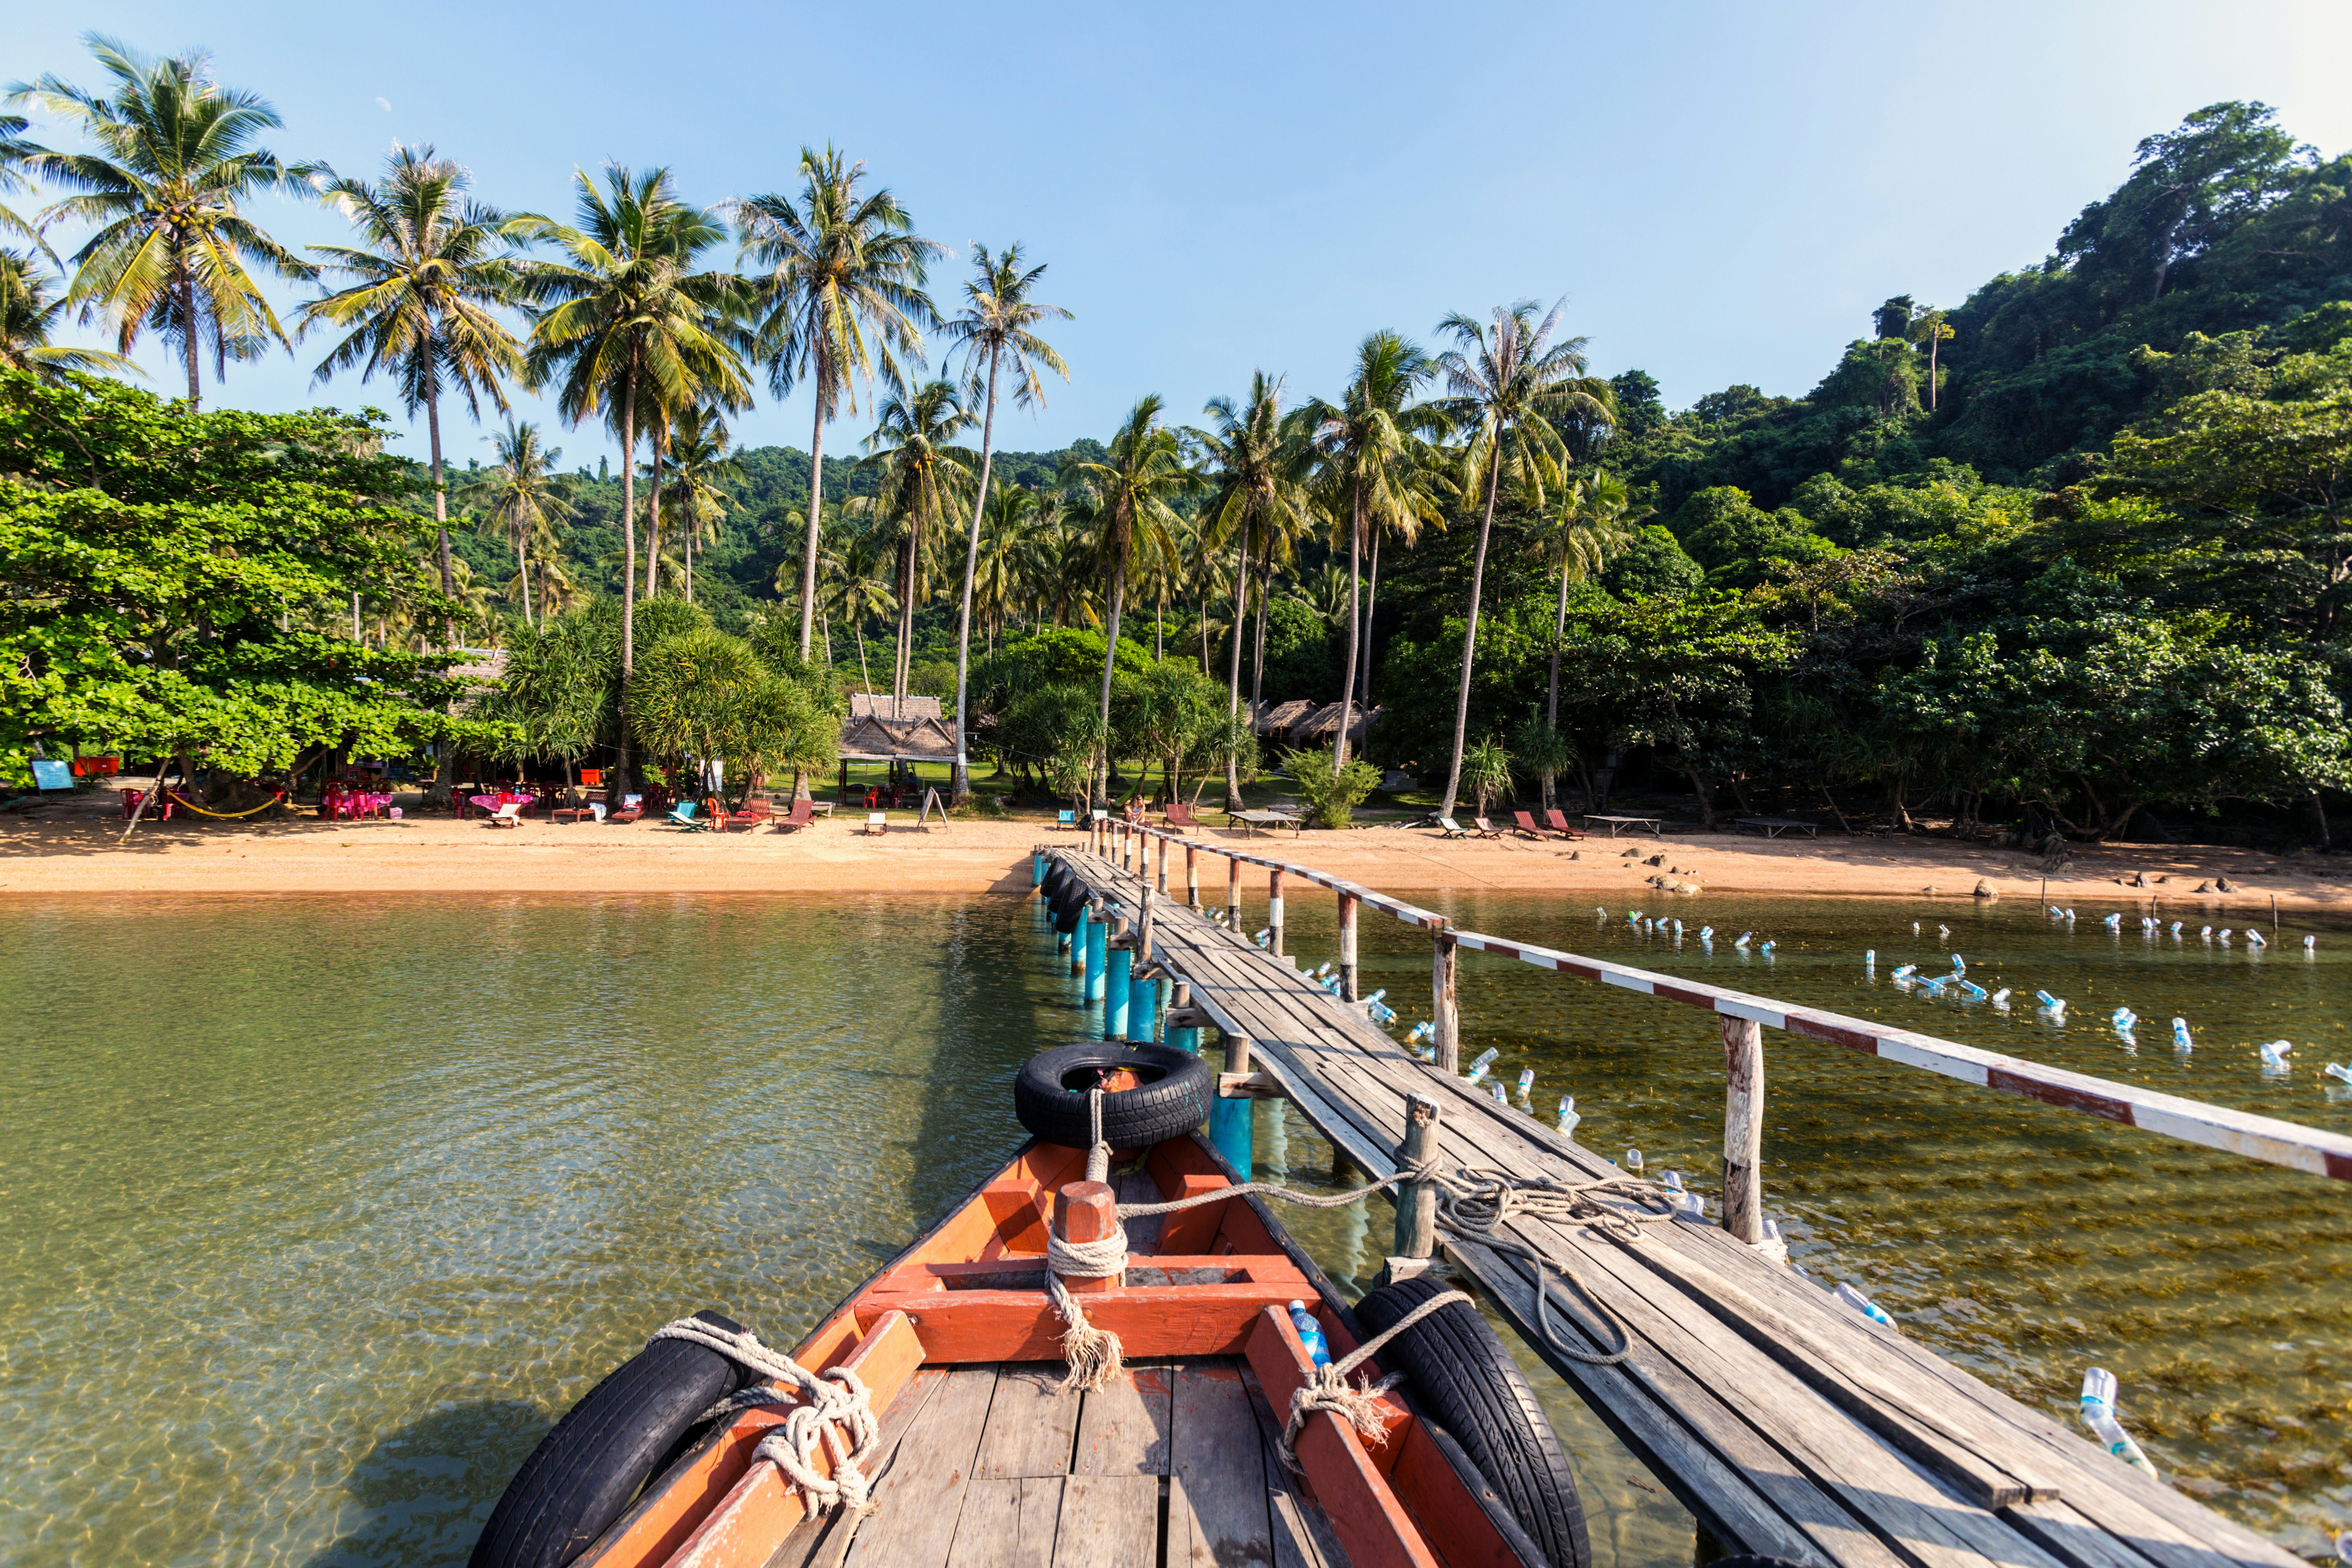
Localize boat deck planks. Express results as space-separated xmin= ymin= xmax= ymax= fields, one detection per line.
xmin=791 ymin=1353 xmax=1323 ymax=1568
xmin=1044 ymin=848 xmax=2304 ymax=1568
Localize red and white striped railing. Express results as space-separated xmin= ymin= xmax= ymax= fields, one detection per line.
xmin=1092 ymin=817 xmax=2352 ymax=1184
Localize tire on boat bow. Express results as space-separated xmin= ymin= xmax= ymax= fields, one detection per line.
xmin=1356 ymin=1273 xmax=1590 ymax=1568
xmin=1014 ymin=1041 xmax=1213 ymax=1149
xmin=469 ymin=1308 xmax=759 ymax=1568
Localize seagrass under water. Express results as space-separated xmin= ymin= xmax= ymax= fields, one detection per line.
xmin=2 ymin=888 xmax=2346 ymax=1566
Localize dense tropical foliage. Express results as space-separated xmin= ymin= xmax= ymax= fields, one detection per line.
xmin=6 ymin=31 xmax=2350 ymax=844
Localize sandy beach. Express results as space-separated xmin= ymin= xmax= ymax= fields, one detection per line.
xmin=5 ymin=796 xmax=2348 ymax=913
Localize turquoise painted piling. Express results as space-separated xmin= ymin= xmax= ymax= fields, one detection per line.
xmin=1211 ymin=1096 xmax=1254 ymax=1180
xmin=1106 ymin=945 xmax=1132 ymax=1038
xmin=1068 ymin=903 xmax=1086 ymax=970
xmin=1132 ymin=977 xmax=1160 ymax=1044
xmin=1084 ymin=910 xmax=1107 ymax=1001
xmin=1031 ymin=851 xmax=1044 ymax=888
xmin=1171 ymin=1020 xmax=1201 ymax=1054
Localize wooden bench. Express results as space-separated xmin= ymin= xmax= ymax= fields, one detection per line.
xmin=1736 ymin=816 xmax=1821 ymax=839
xmin=1582 ymin=813 xmax=1666 ymax=837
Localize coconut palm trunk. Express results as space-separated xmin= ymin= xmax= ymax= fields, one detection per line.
xmin=1223 ymin=529 xmax=1249 ymax=810
xmin=1097 ymin=569 xmax=1127 ymax=807
xmin=645 ymin=428 xmax=665 ymax=601
xmin=1439 ymin=451 xmax=1504 ymax=820
xmin=426 ymin=381 xmax=457 ymax=646
xmin=1360 ymin=530 xmax=1380 ymax=705
xmin=798 ymin=386 xmax=827 ymax=656
xmin=1335 ymin=489 xmax=1364 ymax=770
xmin=180 ymin=269 xmax=201 ymax=408
xmin=619 ymin=370 xmax=639 ymax=782
xmin=950 ymin=343 xmax=1001 ymax=801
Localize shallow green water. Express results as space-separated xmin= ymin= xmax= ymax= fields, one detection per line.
xmin=3 ymin=890 xmax=2347 ymax=1566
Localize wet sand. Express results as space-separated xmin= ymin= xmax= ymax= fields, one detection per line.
xmin=5 ymin=801 xmax=2347 ymax=913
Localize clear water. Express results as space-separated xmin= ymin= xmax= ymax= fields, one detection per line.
xmin=3 ymin=889 xmax=2346 ymax=1566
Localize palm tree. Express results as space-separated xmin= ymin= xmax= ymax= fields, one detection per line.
xmin=660 ymin=404 xmax=743 ymax=604
xmin=830 ymin=531 xmax=899 ymax=702
xmin=302 ymin=144 xmax=525 ymax=636
xmin=0 ymin=115 xmax=57 ymax=276
xmin=1190 ymin=373 xmax=1313 ymax=808
xmin=860 ymin=379 xmax=976 ymax=710
xmin=940 ymin=243 xmax=1070 ymax=798
xmin=1061 ymin=396 xmax=1199 ymax=804
xmin=1304 ymin=331 xmax=1447 ymax=768
xmin=736 ymin=146 xmax=942 ymax=658
xmin=1430 ymin=300 xmax=1614 ymax=818
xmin=1530 ymin=469 xmax=1644 ymax=729
xmin=971 ymin=480 xmax=1034 ymax=660
xmin=519 ymin=164 xmax=750 ymax=768
xmin=0 ymin=250 xmax=137 ymax=377
xmin=468 ymin=419 xmax=576 ymax=629
xmin=11 ymin=37 xmax=315 ymax=408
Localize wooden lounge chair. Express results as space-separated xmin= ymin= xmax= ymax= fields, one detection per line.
xmin=1470 ymin=815 xmax=1506 ymax=839
xmin=485 ymin=801 xmax=525 ymax=829
xmin=1164 ymin=800 xmax=1201 ymax=832
xmin=1511 ymin=809 xmax=1551 ymax=840
xmin=771 ymin=798 xmax=815 ymax=833
xmin=719 ymin=799 xmax=773 ymax=832
xmin=606 ymin=795 xmax=643 ymax=825
xmin=1544 ymin=808 xmax=1589 ymax=840
xmin=1435 ymin=816 xmax=1471 ymax=839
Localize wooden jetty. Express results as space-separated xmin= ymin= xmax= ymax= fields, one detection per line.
xmin=1038 ymin=826 xmax=2310 ymax=1568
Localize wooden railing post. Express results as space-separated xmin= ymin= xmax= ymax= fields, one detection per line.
xmin=1185 ymin=842 xmax=1200 ymax=909
xmin=1385 ymin=1094 xmax=1440 ymax=1282
xmin=1432 ymin=927 xmax=1460 ymax=1073
xmin=1338 ymin=891 xmax=1360 ymax=1002
xmin=1722 ymin=1015 xmax=1766 ymax=1244
xmin=1155 ymin=829 xmax=1168 ymax=893
xmin=1227 ymin=852 xmax=1242 ymax=929
xmin=1268 ymin=867 xmax=1286 ymax=958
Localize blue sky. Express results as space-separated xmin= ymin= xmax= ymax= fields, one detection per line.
xmin=10 ymin=0 xmax=2351 ymax=472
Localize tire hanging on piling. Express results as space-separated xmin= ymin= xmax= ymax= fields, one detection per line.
xmin=1014 ymin=1042 xmax=1213 ymax=1149
xmin=1355 ymin=1274 xmax=1590 ymax=1568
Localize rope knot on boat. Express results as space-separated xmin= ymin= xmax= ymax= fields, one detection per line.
xmin=1275 ymin=1287 xmax=1470 ymax=1476
xmin=650 ymin=1319 xmax=884 ymax=1518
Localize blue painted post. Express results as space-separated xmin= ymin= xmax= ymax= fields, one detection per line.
xmin=1084 ymin=903 xmax=1108 ymax=1003
xmin=1168 ymin=982 xmax=1201 ymax=1055
xmin=1032 ymin=851 xmax=1044 ymax=889
xmin=1132 ymin=975 xmax=1159 ymax=1043
xmin=1106 ymin=934 xmax=1132 ymax=1039
xmin=1068 ymin=901 xmax=1086 ymax=971
xmin=1210 ymin=1028 xmax=1255 ymax=1179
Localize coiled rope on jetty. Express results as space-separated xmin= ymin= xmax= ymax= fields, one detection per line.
xmin=650 ymin=1319 xmax=883 ymax=1520
xmin=1046 ymin=1089 xmax=1678 ymax=1420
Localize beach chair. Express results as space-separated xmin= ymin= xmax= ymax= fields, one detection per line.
xmin=772 ymin=798 xmax=815 ymax=833
xmin=607 ymin=794 xmax=644 ymax=825
xmin=668 ymin=801 xmax=710 ymax=832
xmin=1435 ymin=816 xmax=1471 ymax=839
xmin=1544 ymin=808 xmax=1589 ymax=840
xmin=1511 ymin=809 xmax=1551 ymax=840
xmin=1470 ymin=816 xmax=1506 ymax=839
xmin=1164 ymin=800 xmax=1200 ymax=833
xmin=864 ymin=811 xmax=889 ymax=836
xmin=1054 ymin=808 xmax=1078 ymax=831
xmin=486 ymin=801 xmax=525 ymax=829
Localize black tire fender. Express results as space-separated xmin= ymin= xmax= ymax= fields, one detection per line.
xmin=469 ymin=1309 xmax=758 ymax=1568
xmin=1014 ymin=1041 xmax=1213 ymax=1149
xmin=1355 ymin=1275 xmax=1589 ymax=1568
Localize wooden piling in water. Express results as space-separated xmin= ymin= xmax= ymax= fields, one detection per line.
xmin=1227 ymin=852 xmax=1242 ymax=929
xmin=1385 ymin=1093 xmax=1439 ymax=1283
xmin=1431 ymin=928 xmax=1460 ymax=1073
xmin=1268 ymin=867 xmax=1285 ymax=959
xmin=1107 ymin=918 xmax=1133 ymax=1039
xmin=1211 ymin=1027 xmax=1255 ymax=1178
xmin=1185 ymin=842 xmax=1199 ymax=909
xmin=1338 ymin=891 xmax=1359 ymax=1002
xmin=1721 ymin=1015 xmax=1766 ymax=1244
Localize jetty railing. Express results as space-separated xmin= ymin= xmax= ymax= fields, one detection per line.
xmin=1074 ymin=815 xmax=2352 ymax=1241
